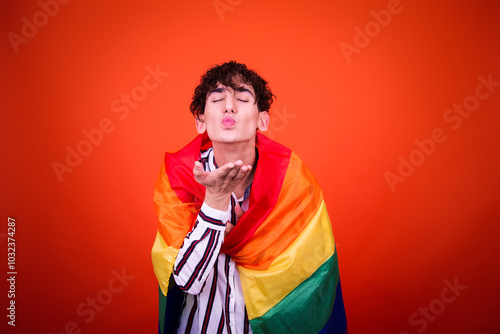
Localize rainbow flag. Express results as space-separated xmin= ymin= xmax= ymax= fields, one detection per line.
xmin=152 ymin=133 xmax=347 ymax=334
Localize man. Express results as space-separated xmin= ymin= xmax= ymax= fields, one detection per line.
xmin=152 ymin=61 xmax=347 ymax=334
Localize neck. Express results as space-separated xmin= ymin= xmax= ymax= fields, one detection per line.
xmin=212 ymin=139 xmax=256 ymax=167
xmin=212 ymin=138 xmax=257 ymax=198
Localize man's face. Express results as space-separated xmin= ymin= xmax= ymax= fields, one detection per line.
xmin=196 ymin=78 xmax=269 ymax=145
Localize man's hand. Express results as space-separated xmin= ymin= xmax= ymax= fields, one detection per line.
xmin=193 ymin=160 xmax=252 ymax=211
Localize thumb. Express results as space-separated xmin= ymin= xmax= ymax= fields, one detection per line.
xmin=235 ymin=202 xmax=244 ymax=219
xmin=224 ymin=222 xmax=234 ymax=237
xmin=193 ymin=161 xmax=203 ymax=176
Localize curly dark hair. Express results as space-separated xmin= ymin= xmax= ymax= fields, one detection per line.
xmin=190 ymin=61 xmax=275 ymax=119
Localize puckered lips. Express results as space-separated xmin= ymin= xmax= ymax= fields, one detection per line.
xmin=221 ymin=116 xmax=236 ymax=129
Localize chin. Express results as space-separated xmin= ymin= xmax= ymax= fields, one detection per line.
xmin=208 ymin=129 xmax=256 ymax=144
xmin=214 ymin=135 xmax=254 ymax=145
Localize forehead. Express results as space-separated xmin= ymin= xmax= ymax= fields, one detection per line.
xmin=213 ymin=76 xmax=255 ymax=95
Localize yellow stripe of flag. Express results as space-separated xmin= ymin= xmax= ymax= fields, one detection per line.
xmin=238 ymin=200 xmax=335 ymax=320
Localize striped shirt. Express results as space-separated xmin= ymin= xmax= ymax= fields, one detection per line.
xmin=173 ymin=147 xmax=252 ymax=334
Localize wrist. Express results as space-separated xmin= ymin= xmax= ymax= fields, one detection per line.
xmin=204 ymin=191 xmax=231 ymax=211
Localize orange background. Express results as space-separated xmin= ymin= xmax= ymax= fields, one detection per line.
xmin=1 ymin=0 xmax=499 ymax=333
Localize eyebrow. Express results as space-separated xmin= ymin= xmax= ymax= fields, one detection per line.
xmin=235 ymin=86 xmax=254 ymax=97
xmin=207 ymin=86 xmax=255 ymax=98
xmin=207 ymin=87 xmax=225 ymax=97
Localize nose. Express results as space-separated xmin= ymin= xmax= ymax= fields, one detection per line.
xmin=224 ymin=94 xmax=236 ymax=114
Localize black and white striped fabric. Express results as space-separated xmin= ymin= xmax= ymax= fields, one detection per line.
xmin=173 ymin=147 xmax=252 ymax=334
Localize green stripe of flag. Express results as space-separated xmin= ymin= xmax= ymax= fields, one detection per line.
xmin=250 ymin=252 xmax=339 ymax=334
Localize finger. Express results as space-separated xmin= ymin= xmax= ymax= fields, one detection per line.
xmin=194 ymin=161 xmax=214 ymax=186
xmin=235 ymin=202 xmax=244 ymax=219
xmin=193 ymin=161 xmax=204 ymax=176
xmin=226 ymin=160 xmax=243 ymax=179
xmin=217 ymin=162 xmax=235 ymax=178
xmin=225 ymin=222 xmax=234 ymax=237
xmin=233 ymin=164 xmax=252 ymax=181
xmin=193 ymin=161 xmax=209 ymax=181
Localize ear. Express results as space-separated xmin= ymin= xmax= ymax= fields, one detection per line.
xmin=257 ymin=111 xmax=270 ymax=132
xmin=195 ymin=114 xmax=206 ymax=134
